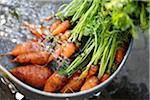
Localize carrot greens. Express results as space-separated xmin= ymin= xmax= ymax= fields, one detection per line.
xmin=57 ymin=0 xmax=149 ymax=80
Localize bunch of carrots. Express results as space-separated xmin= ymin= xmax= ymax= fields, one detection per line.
xmin=0 ymin=0 xmax=149 ymax=93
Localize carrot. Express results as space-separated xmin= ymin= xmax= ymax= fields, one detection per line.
xmin=48 ymin=46 xmax=63 ymax=62
xmin=60 ymin=30 xmax=71 ymax=41
xmin=10 ymin=65 xmax=52 ymax=88
xmin=62 ymin=42 xmax=76 ymax=58
xmin=99 ymin=73 xmax=109 ymax=83
xmin=50 ymin=20 xmax=61 ymax=32
xmin=31 ymin=29 xmax=43 ymax=39
xmin=41 ymin=16 xmax=53 ymax=22
xmin=30 ymin=28 xmax=44 ymax=39
xmin=52 ymin=20 xmax=70 ymax=35
xmin=115 ymin=47 xmax=125 ymax=63
xmin=75 ymin=44 xmax=80 ymax=51
xmin=86 ymin=65 xmax=98 ymax=79
xmin=30 ymin=39 xmax=38 ymax=42
xmin=80 ymin=76 xmax=99 ymax=91
xmin=48 ymin=42 xmax=76 ymax=62
xmin=60 ymin=70 xmax=85 ymax=93
xmin=11 ymin=51 xmax=50 ymax=65
xmin=1 ymin=41 xmax=43 ymax=56
xmin=44 ymin=72 xmax=68 ymax=92
xmin=23 ymin=22 xmax=46 ymax=40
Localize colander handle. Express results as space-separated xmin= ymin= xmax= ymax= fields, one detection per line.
xmin=0 ymin=76 xmax=26 ymax=100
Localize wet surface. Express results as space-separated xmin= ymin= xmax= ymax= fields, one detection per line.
xmin=0 ymin=0 xmax=149 ymax=100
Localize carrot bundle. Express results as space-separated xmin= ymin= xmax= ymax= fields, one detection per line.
xmin=6 ymin=18 xmax=129 ymax=94
xmin=1 ymin=0 xmax=148 ymax=95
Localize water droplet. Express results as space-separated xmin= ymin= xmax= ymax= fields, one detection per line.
xmin=0 ymin=31 xmax=5 ymax=36
xmin=0 ymin=15 xmax=5 ymax=19
xmin=11 ymin=39 xmax=17 ymax=43
xmin=0 ymin=19 xmax=6 ymax=25
xmin=4 ymin=33 xmax=8 ymax=37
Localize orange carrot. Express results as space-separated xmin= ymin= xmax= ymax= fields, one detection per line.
xmin=30 ymin=29 xmax=43 ymax=39
xmin=60 ymin=30 xmax=71 ymax=41
xmin=47 ymin=42 xmax=76 ymax=62
xmin=10 ymin=65 xmax=52 ymax=88
xmin=6 ymin=41 xmax=43 ymax=56
xmin=41 ymin=16 xmax=53 ymax=22
xmin=87 ymin=65 xmax=98 ymax=79
xmin=80 ymin=76 xmax=99 ymax=91
xmin=48 ymin=42 xmax=76 ymax=61
xmin=48 ymin=46 xmax=63 ymax=62
xmin=30 ymin=39 xmax=38 ymax=42
xmin=75 ymin=44 xmax=80 ymax=51
xmin=99 ymin=73 xmax=109 ymax=83
xmin=62 ymin=42 xmax=76 ymax=58
xmin=23 ymin=22 xmax=45 ymax=39
xmin=11 ymin=52 xmax=50 ymax=65
xmin=60 ymin=70 xmax=85 ymax=93
xmin=50 ymin=20 xmax=61 ymax=32
xmin=52 ymin=20 xmax=70 ymax=35
xmin=44 ymin=72 xmax=68 ymax=92
xmin=115 ymin=47 xmax=125 ymax=63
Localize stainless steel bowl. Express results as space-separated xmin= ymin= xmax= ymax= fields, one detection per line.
xmin=0 ymin=39 xmax=133 ymax=100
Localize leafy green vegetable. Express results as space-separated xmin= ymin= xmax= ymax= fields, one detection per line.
xmin=57 ymin=0 xmax=149 ymax=79
xmin=140 ymin=4 xmax=149 ymax=30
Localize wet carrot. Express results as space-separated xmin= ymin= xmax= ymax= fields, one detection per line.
xmin=75 ymin=44 xmax=80 ymax=51
xmin=52 ymin=20 xmax=70 ymax=35
xmin=23 ymin=22 xmax=46 ymax=40
xmin=115 ymin=47 xmax=125 ymax=63
xmin=11 ymin=51 xmax=50 ymax=65
xmin=48 ymin=46 xmax=63 ymax=62
xmin=10 ymin=65 xmax=52 ymax=88
xmin=44 ymin=72 xmax=68 ymax=92
xmin=30 ymin=39 xmax=38 ymax=42
xmin=41 ymin=16 xmax=53 ymax=22
xmin=60 ymin=70 xmax=85 ymax=93
xmin=87 ymin=65 xmax=98 ymax=79
xmin=80 ymin=76 xmax=99 ymax=91
xmin=50 ymin=20 xmax=61 ymax=32
xmin=60 ymin=30 xmax=71 ymax=41
xmin=99 ymin=73 xmax=109 ymax=83
xmin=62 ymin=42 xmax=76 ymax=58
xmin=5 ymin=41 xmax=43 ymax=56
xmin=48 ymin=42 xmax=76 ymax=61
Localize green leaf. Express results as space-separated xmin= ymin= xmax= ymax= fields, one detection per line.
xmin=140 ymin=4 xmax=149 ymax=30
